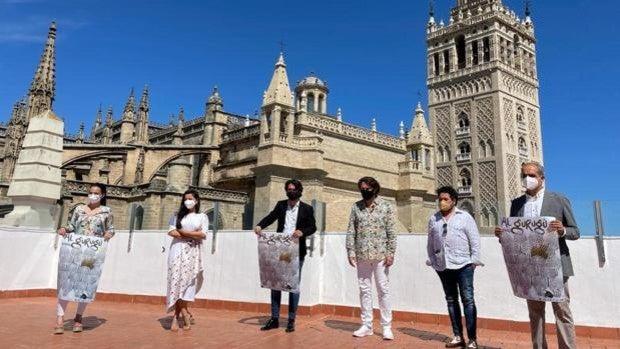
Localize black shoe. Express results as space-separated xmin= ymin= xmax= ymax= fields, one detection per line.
xmin=285 ymin=320 xmax=295 ymax=332
xmin=260 ymin=318 xmax=279 ymax=331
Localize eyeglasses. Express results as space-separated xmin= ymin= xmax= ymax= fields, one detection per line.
xmin=442 ymin=223 xmax=447 ymax=237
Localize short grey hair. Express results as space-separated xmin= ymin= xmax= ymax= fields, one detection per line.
xmin=521 ymin=162 xmax=545 ymax=177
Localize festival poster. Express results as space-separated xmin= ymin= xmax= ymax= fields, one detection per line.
xmin=257 ymin=232 xmax=300 ymax=293
xmin=57 ymin=234 xmax=108 ymax=302
xmin=499 ymin=216 xmax=566 ymax=302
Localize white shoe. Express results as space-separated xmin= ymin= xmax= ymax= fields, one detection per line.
xmin=382 ymin=326 xmax=394 ymax=340
xmin=353 ymin=325 xmax=374 ymax=337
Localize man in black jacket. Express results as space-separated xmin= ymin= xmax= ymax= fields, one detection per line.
xmin=254 ymin=179 xmax=317 ymax=333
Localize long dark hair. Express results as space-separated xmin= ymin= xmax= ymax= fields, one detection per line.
xmin=91 ymin=183 xmax=108 ymax=206
xmin=176 ymin=189 xmax=201 ymax=230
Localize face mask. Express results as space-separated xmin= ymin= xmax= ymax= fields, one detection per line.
xmin=88 ymin=194 xmax=101 ymax=204
xmin=439 ymin=201 xmax=453 ymax=212
xmin=522 ymin=176 xmax=539 ymax=191
xmin=184 ymin=200 xmax=196 ymax=209
xmin=286 ymin=191 xmax=301 ymax=200
xmin=360 ymin=189 xmax=375 ymax=201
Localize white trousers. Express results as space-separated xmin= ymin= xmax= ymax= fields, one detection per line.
xmin=356 ymin=259 xmax=392 ymax=327
xmin=57 ymin=299 xmax=87 ymax=317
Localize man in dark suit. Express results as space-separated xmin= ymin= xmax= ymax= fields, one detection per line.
xmin=254 ymin=179 xmax=317 ymax=333
xmin=495 ymin=162 xmax=579 ymax=349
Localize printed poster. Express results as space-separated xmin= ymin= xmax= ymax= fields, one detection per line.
xmin=499 ymin=217 xmax=566 ymax=302
xmin=57 ymin=234 xmax=108 ymax=302
xmin=257 ymin=232 xmax=300 ymax=293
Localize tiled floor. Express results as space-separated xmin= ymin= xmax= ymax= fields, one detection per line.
xmin=0 ymin=297 xmax=618 ymax=348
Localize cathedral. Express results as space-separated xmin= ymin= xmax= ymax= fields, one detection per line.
xmin=0 ymin=0 xmax=540 ymax=233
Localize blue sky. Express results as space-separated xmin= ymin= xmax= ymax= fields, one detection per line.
xmin=1 ymin=0 xmax=618 ymax=234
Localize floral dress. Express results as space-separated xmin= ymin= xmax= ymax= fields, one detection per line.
xmin=66 ymin=204 xmax=115 ymax=236
xmin=166 ymin=213 xmax=209 ymax=312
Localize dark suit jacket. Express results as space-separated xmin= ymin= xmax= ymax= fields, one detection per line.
xmin=510 ymin=191 xmax=580 ymax=277
xmin=257 ymin=200 xmax=317 ymax=260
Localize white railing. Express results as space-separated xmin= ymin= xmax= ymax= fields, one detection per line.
xmin=456 ymin=127 xmax=471 ymax=136
xmin=456 ymin=153 xmax=472 ymax=162
xmin=458 ymin=186 xmax=472 ymax=195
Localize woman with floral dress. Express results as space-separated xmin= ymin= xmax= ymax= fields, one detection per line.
xmin=54 ymin=183 xmax=114 ymax=334
xmin=167 ymin=189 xmax=208 ymax=331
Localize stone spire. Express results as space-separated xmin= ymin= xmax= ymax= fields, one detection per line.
xmin=408 ymin=102 xmax=433 ymax=146
xmin=371 ymin=118 xmax=377 ymax=132
xmin=399 ymin=121 xmax=405 ymax=139
xmin=173 ymin=107 xmax=185 ymax=145
xmin=122 ymin=88 xmax=136 ymax=121
xmin=76 ymin=122 xmax=85 ymax=144
xmin=428 ymin=0 xmax=436 ymax=33
xmin=27 ymin=21 xmax=56 ymax=119
xmin=262 ymin=52 xmax=294 ymax=107
xmin=136 ymin=85 xmax=150 ymax=144
xmin=206 ymin=85 xmax=223 ymax=112
xmin=102 ymin=106 xmax=113 ymax=144
xmin=90 ymin=104 xmax=102 ymax=139
xmin=120 ymin=88 xmax=136 ymax=143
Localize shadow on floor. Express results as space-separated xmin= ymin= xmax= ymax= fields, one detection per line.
xmin=324 ymin=319 xmax=360 ymax=333
xmin=238 ymin=315 xmax=271 ymax=327
xmin=398 ymin=328 xmax=501 ymax=349
xmin=61 ymin=316 xmax=106 ymax=332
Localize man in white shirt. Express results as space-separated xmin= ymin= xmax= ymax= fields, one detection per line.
xmin=495 ymin=162 xmax=580 ymax=349
xmin=427 ymin=186 xmax=482 ymax=349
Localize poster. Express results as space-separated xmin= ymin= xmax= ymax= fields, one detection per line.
xmin=499 ymin=216 xmax=566 ymax=302
xmin=257 ymin=232 xmax=300 ymax=293
xmin=57 ymin=234 xmax=108 ymax=302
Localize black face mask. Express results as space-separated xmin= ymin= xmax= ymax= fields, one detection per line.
xmin=360 ymin=189 xmax=375 ymax=201
xmin=286 ymin=190 xmax=301 ymax=200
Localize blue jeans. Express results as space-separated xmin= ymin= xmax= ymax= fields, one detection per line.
xmin=270 ymin=259 xmax=304 ymax=321
xmin=436 ymin=263 xmax=477 ymax=340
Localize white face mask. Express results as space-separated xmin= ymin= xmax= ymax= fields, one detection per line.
xmin=184 ymin=200 xmax=196 ymax=209
xmin=88 ymin=194 xmax=101 ymax=203
xmin=522 ymin=176 xmax=539 ymax=191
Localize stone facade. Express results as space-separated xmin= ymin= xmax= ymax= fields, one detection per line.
xmin=427 ymin=0 xmax=543 ymax=230
xmin=1 ymin=17 xmax=452 ymax=233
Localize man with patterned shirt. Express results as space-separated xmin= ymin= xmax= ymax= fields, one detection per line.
xmin=346 ymin=176 xmax=397 ymax=340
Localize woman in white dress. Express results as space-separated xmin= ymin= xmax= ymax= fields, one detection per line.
xmin=166 ymin=189 xmax=208 ymax=331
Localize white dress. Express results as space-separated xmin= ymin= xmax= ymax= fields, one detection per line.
xmin=166 ymin=212 xmax=209 ymax=312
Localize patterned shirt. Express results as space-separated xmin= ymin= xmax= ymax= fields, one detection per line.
xmin=65 ymin=204 xmax=115 ymax=237
xmin=346 ymin=197 xmax=397 ymax=260
xmin=426 ymin=208 xmax=481 ymax=271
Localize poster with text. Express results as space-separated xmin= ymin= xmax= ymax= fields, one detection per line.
xmin=257 ymin=232 xmax=300 ymax=293
xmin=499 ymin=216 xmax=566 ymax=302
xmin=57 ymin=234 xmax=108 ymax=302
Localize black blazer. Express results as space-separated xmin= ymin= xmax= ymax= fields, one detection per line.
xmin=257 ymin=200 xmax=317 ymax=259
xmin=510 ymin=191 xmax=580 ymax=277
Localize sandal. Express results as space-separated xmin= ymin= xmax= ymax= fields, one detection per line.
xmin=182 ymin=313 xmax=191 ymax=331
xmin=170 ymin=316 xmax=179 ymax=332
xmin=53 ymin=326 xmax=64 ymax=335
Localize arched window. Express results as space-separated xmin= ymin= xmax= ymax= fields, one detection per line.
xmin=437 ymin=146 xmax=443 ymax=162
xmin=425 ymin=149 xmax=431 ymax=170
xmin=487 ymin=140 xmax=495 ymax=156
xmin=459 ymin=142 xmax=471 ymax=154
xmin=307 ymin=93 xmax=315 ymax=113
xmin=516 ymin=107 xmax=524 ymax=123
xmin=518 ymin=137 xmax=527 ymax=151
xmin=458 ymin=112 xmax=470 ymax=128
xmin=479 ymin=140 xmax=487 ymax=157
xmin=318 ymin=94 xmax=325 ymax=113
xmin=460 ymin=200 xmax=474 ymax=218
xmin=459 ymin=168 xmax=472 ymax=187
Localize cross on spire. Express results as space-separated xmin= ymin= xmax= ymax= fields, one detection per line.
xmin=278 ymin=40 xmax=286 ymax=53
